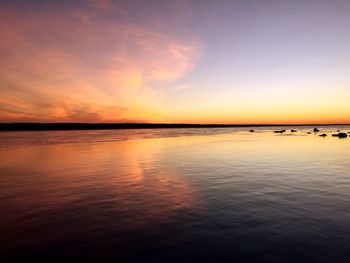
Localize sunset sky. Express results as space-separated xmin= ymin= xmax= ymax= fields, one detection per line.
xmin=1 ymin=0 xmax=350 ymax=124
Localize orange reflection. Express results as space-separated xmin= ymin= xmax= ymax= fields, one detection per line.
xmin=0 ymin=135 xmax=197 ymax=229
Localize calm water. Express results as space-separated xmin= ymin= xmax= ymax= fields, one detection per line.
xmin=1 ymin=127 xmax=350 ymax=262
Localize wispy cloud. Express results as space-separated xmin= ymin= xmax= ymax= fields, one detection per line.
xmin=169 ymin=84 xmax=194 ymax=92
xmin=0 ymin=1 xmax=200 ymax=122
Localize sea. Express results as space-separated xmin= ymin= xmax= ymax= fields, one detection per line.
xmin=1 ymin=126 xmax=350 ymax=262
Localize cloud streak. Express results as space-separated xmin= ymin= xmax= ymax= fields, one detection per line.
xmin=0 ymin=0 xmax=200 ymax=122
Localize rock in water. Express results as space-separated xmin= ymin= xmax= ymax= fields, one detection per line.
xmin=291 ymin=129 xmax=297 ymax=132
xmin=249 ymin=130 xmax=255 ymax=132
xmin=332 ymin=133 xmax=348 ymax=138
xmin=274 ymin=130 xmax=286 ymax=133
xmin=319 ymin=134 xmax=327 ymax=137
xmin=314 ymin=128 xmax=320 ymax=132
xmin=338 ymin=133 xmax=348 ymax=138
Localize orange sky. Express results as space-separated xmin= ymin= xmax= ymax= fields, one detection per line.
xmin=1 ymin=0 xmax=350 ymax=124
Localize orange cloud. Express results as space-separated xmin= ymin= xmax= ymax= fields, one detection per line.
xmin=0 ymin=1 xmax=200 ymax=122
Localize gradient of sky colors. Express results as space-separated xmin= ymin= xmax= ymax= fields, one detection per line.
xmin=1 ymin=0 xmax=350 ymax=124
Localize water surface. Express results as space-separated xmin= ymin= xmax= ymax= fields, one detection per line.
xmin=1 ymin=127 xmax=350 ymax=262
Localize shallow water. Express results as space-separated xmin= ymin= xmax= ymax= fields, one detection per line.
xmin=1 ymin=127 xmax=350 ymax=262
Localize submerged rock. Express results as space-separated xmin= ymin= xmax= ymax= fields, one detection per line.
xmin=319 ymin=134 xmax=327 ymax=137
xmin=314 ymin=128 xmax=320 ymax=132
xmin=274 ymin=130 xmax=286 ymax=133
xmin=338 ymin=133 xmax=348 ymax=138
xmin=249 ymin=130 xmax=255 ymax=132
xmin=332 ymin=133 xmax=348 ymax=138
xmin=291 ymin=129 xmax=297 ymax=132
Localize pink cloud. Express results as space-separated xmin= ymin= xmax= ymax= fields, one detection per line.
xmin=0 ymin=1 xmax=200 ymax=122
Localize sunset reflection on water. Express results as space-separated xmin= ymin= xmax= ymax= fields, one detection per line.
xmin=1 ymin=127 xmax=350 ymax=262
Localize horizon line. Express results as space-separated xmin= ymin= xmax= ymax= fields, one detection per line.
xmin=1 ymin=122 xmax=350 ymax=132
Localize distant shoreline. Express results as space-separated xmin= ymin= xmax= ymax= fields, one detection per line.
xmin=0 ymin=123 xmax=349 ymax=132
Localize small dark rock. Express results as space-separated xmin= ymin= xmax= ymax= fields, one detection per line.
xmin=338 ymin=133 xmax=348 ymax=138
xmin=314 ymin=128 xmax=320 ymax=132
xmin=307 ymin=132 xmax=311 ymax=134
xmin=291 ymin=129 xmax=297 ymax=132
xmin=274 ymin=130 xmax=286 ymax=133
xmin=332 ymin=133 xmax=348 ymax=138
xmin=249 ymin=130 xmax=255 ymax=132
xmin=319 ymin=134 xmax=327 ymax=137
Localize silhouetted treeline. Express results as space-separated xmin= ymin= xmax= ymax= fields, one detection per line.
xmin=0 ymin=123 xmax=348 ymax=132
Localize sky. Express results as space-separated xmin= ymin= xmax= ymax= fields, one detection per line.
xmin=1 ymin=0 xmax=350 ymax=124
